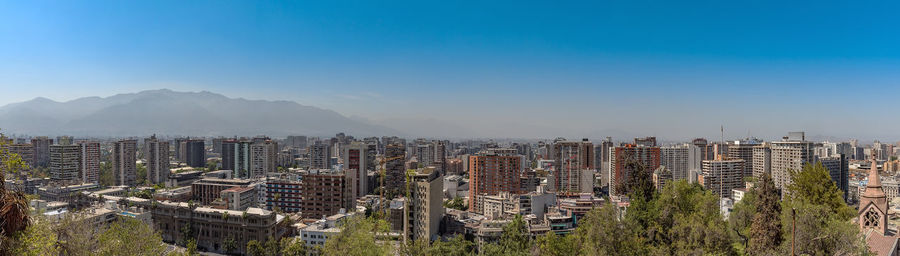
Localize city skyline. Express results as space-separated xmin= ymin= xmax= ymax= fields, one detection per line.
xmin=3 ymin=1 xmax=900 ymax=140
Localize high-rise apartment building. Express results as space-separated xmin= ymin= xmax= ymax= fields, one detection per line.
xmin=212 ymin=137 xmax=226 ymax=154
xmin=31 ymin=136 xmax=52 ymax=168
xmin=384 ymin=143 xmax=407 ymax=197
xmin=250 ymin=140 xmax=277 ymax=178
xmin=343 ymin=142 xmax=368 ymax=198
xmin=752 ymin=144 xmax=771 ymax=179
xmin=308 ymin=141 xmax=331 ymax=169
xmin=634 ymin=136 xmax=657 ymax=147
xmin=468 ymin=149 xmax=524 ymax=213
xmin=222 ymin=140 xmax=251 ymax=178
xmin=113 ymin=139 xmax=138 ymax=186
xmin=285 ymin=135 xmax=308 ymax=149
xmin=179 ymin=139 xmax=206 ymax=168
xmin=404 ymin=167 xmax=443 ymax=242
xmin=727 ymin=139 xmax=761 ymax=178
xmin=7 ymin=143 xmax=35 ymax=168
xmin=78 ymin=141 xmax=100 ymax=184
xmin=660 ymin=144 xmax=700 ymax=181
xmin=692 ymin=138 xmax=715 ymax=161
xmin=145 ymin=136 xmax=170 ymax=185
xmin=594 ymin=137 xmax=614 ymax=188
xmin=265 ymin=179 xmax=302 ymax=212
xmin=50 ymin=142 xmax=80 ymax=182
xmin=819 ymin=154 xmax=849 ymax=201
xmin=416 ymin=142 xmax=435 ymax=168
xmin=610 ymin=144 xmax=661 ymax=196
xmin=365 ymin=140 xmax=378 ymax=172
xmin=299 ymin=169 xmax=353 ymax=219
xmin=549 ymin=139 xmax=594 ymax=193
xmin=433 ymin=140 xmax=447 ymax=173
xmin=699 ymin=158 xmax=745 ymax=198
xmin=770 ymin=132 xmax=815 ymax=191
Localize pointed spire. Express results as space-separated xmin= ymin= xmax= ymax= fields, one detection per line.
xmin=864 ymin=151 xmax=885 ymax=197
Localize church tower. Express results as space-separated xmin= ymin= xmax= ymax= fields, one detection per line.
xmin=860 ymin=152 xmax=889 ymax=235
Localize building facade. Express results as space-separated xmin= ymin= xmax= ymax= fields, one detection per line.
xmin=78 ymin=141 xmax=101 ymax=184
xmin=699 ymin=158 xmax=745 ymax=198
xmin=467 ymin=149 xmax=524 ymax=213
xmin=113 ymin=139 xmax=138 ymax=186
xmin=549 ymin=139 xmax=594 ymax=194
xmin=770 ymin=132 xmax=815 ymax=192
xmin=222 ymin=140 xmax=251 ymax=178
xmin=610 ymin=144 xmax=661 ymax=196
xmin=145 ymin=136 xmax=170 ymax=185
xmin=50 ymin=143 xmax=80 ymax=182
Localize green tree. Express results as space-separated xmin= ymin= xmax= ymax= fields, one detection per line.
xmin=96 ymin=218 xmax=167 ymax=256
xmin=280 ymin=237 xmax=308 ymax=256
xmin=781 ymin=164 xmax=871 ymax=255
xmin=399 ymin=239 xmax=429 ymax=256
xmin=535 ymin=231 xmax=576 ymax=256
xmin=247 ymin=240 xmax=266 ymax=256
xmin=206 ymin=159 xmax=219 ymax=172
xmin=786 ymin=163 xmax=854 ymax=219
xmin=99 ymin=161 xmax=115 ymax=187
xmin=748 ymin=173 xmax=782 ymax=255
xmin=186 ymin=239 xmax=198 ymax=255
xmin=322 ymin=215 xmax=391 ymax=256
xmin=0 ymin=132 xmax=32 ymax=254
xmin=8 ymin=216 xmax=58 ymax=256
xmin=481 ymin=215 xmax=531 ymax=256
xmin=654 ymin=181 xmax=735 ymax=255
xmin=443 ymin=197 xmax=468 ymax=211
xmin=136 ymin=162 xmax=148 ymax=185
xmin=55 ymin=211 xmax=104 ymax=255
xmin=428 ymin=235 xmax=474 ymax=256
xmin=223 ymin=235 xmax=239 ymax=254
xmin=728 ymin=185 xmax=756 ymax=252
xmin=571 ymin=202 xmax=645 ymax=255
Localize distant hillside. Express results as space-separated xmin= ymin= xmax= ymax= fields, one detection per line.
xmin=0 ymin=89 xmax=401 ymax=137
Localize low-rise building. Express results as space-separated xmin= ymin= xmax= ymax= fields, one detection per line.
xmin=37 ymin=183 xmax=99 ymax=202
xmin=154 ymin=186 xmax=192 ymax=202
xmin=220 ymin=186 xmax=256 ymax=211
xmin=166 ymin=170 xmax=203 ymax=188
xmin=191 ymin=178 xmax=252 ymax=205
xmin=266 ymin=179 xmax=302 ymax=213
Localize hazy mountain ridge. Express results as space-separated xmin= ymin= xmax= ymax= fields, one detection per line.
xmin=0 ymin=89 xmax=401 ymax=137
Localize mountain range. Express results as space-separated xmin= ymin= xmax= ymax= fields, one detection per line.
xmin=0 ymin=89 xmax=405 ymax=138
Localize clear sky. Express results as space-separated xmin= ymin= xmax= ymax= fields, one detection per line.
xmin=2 ymin=1 xmax=899 ymax=140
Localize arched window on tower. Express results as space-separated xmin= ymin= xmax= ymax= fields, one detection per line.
xmin=864 ymin=206 xmax=882 ymax=229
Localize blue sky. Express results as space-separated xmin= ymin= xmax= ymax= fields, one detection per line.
xmin=1 ymin=1 xmax=899 ymax=140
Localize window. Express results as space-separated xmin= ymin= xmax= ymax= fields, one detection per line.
xmin=864 ymin=207 xmax=882 ymax=229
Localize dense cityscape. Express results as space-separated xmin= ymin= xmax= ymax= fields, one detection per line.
xmin=3 ymin=1 xmax=898 ymax=255
xmin=0 ymin=126 xmax=896 ymax=255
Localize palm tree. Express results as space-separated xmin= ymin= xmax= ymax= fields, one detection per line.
xmin=0 ymin=132 xmax=31 ymax=252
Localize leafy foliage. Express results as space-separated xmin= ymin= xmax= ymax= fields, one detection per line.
xmin=428 ymin=235 xmax=474 ymax=256
xmin=443 ymin=197 xmax=468 ymax=211
xmin=96 ymin=218 xmax=168 ymax=256
xmin=780 ymin=164 xmax=871 ymax=255
xmin=748 ymin=173 xmax=781 ymax=255
xmin=481 ymin=215 xmax=531 ymax=256
xmin=322 ymin=215 xmax=391 ymax=256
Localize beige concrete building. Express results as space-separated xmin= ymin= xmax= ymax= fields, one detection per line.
xmin=770 ymin=132 xmax=814 ymax=191
xmin=78 ymin=141 xmax=101 ymax=184
xmin=699 ymin=158 xmax=745 ymax=198
xmin=250 ymin=140 xmax=277 ymax=178
xmin=112 ymin=139 xmax=137 ymax=186
xmin=145 ymin=135 xmax=170 ymax=185
xmin=549 ymin=139 xmax=595 ymax=194
xmin=752 ymin=144 xmax=771 ymax=179
xmin=405 ymin=167 xmax=443 ymax=242
xmin=50 ymin=143 xmax=80 ymax=182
